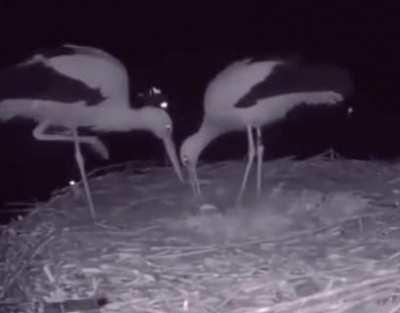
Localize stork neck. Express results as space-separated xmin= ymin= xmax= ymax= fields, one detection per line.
xmin=190 ymin=121 xmax=225 ymax=165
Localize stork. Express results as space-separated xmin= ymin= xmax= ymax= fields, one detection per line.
xmin=0 ymin=43 xmax=184 ymax=219
xmin=180 ymin=57 xmax=353 ymax=203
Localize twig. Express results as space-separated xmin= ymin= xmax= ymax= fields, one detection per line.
xmin=251 ymin=272 xmax=400 ymax=313
xmin=388 ymin=301 xmax=400 ymax=313
xmin=87 ymin=160 xmax=155 ymax=178
xmin=43 ymin=297 xmax=108 ymax=313
xmin=0 ymin=231 xmax=57 ymax=299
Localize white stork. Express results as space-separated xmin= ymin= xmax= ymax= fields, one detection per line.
xmin=180 ymin=57 xmax=353 ymax=203
xmin=0 ymin=43 xmax=184 ymax=218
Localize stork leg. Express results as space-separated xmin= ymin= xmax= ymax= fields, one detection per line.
xmin=72 ymin=128 xmax=96 ymax=220
xmin=236 ymin=125 xmax=256 ymax=204
xmin=32 ymin=122 xmax=110 ymax=159
xmin=255 ymin=127 xmax=264 ymax=198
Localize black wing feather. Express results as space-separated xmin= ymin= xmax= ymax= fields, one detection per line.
xmin=0 ymin=62 xmax=105 ymax=106
xmin=235 ymin=63 xmax=353 ymax=108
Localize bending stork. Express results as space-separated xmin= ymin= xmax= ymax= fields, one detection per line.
xmin=0 ymin=43 xmax=184 ymax=219
xmin=180 ymin=57 xmax=353 ymax=203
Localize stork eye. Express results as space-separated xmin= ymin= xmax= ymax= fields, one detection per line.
xmin=160 ymin=101 xmax=168 ymax=110
xmin=165 ymin=123 xmax=172 ymax=132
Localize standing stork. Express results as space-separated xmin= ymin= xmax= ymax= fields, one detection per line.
xmin=180 ymin=57 xmax=353 ymax=203
xmin=0 ymin=43 xmax=184 ymax=219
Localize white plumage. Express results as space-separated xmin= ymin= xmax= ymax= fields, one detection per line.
xmin=0 ymin=43 xmax=183 ymax=181
xmin=20 ymin=43 xmax=130 ymax=106
xmin=0 ymin=43 xmax=184 ymax=219
xmin=180 ymin=57 xmax=353 ymax=203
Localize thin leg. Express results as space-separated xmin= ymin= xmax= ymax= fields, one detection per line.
xmin=236 ymin=125 xmax=256 ymax=204
xmin=72 ymin=128 xmax=97 ymax=220
xmin=256 ymin=127 xmax=264 ymax=198
xmin=33 ymin=121 xmax=110 ymax=159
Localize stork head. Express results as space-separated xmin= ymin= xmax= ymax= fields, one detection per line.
xmin=179 ymin=122 xmax=223 ymax=197
xmin=180 ymin=135 xmax=201 ymax=171
xmin=180 ymin=134 xmax=202 ymax=197
xmin=139 ymin=106 xmax=184 ymax=182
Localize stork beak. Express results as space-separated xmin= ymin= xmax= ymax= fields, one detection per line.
xmin=182 ymin=159 xmax=202 ymax=198
xmin=162 ymin=136 xmax=184 ymax=182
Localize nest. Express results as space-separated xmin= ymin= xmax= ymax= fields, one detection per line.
xmin=2 ymin=157 xmax=400 ymax=313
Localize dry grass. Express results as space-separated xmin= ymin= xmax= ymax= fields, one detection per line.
xmin=2 ymin=157 xmax=400 ymax=312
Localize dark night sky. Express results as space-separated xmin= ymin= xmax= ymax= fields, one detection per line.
xmin=0 ymin=1 xmax=400 ymax=211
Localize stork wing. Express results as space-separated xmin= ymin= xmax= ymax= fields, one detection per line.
xmin=47 ymin=44 xmax=131 ymax=108
xmin=235 ymin=64 xmax=353 ymax=108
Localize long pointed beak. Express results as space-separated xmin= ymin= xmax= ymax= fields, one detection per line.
xmin=188 ymin=164 xmax=201 ymax=198
xmin=162 ymin=136 xmax=184 ymax=182
xmin=182 ymin=161 xmax=202 ymax=198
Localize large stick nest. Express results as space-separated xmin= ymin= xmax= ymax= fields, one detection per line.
xmin=2 ymin=156 xmax=400 ymax=313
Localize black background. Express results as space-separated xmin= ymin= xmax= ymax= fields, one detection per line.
xmin=0 ymin=1 xmax=399 ymax=217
